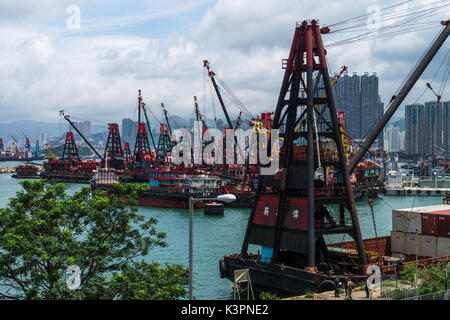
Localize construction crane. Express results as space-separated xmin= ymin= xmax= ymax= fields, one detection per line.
xmin=59 ymin=110 xmax=104 ymax=161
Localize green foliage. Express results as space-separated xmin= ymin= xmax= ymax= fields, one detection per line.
xmin=382 ymin=281 xmax=396 ymax=287
xmin=399 ymin=263 xmax=417 ymax=286
xmin=0 ymin=180 xmax=188 ymax=300
xmin=388 ymin=289 xmax=402 ymax=300
xmin=258 ymin=291 xmax=279 ymax=300
xmin=417 ymin=263 xmax=449 ymax=294
xmin=399 ymin=262 xmax=450 ymax=296
xmin=304 ymin=289 xmax=313 ymax=298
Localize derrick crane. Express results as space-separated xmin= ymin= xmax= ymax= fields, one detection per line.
xmin=203 ymin=60 xmax=234 ymax=129
xmin=104 ymin=123 xmax=125 ymax=169
xmin=203 ymin=60 xmax=247 ymax=170
xmin=133 ymin=90 xmax=152 ymax=169
xmin=219 ymin=20 xmax=450 ymax=295
xmin=59 ymin=110 xmax=104 ymax=160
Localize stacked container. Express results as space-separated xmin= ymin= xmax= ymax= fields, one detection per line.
xmin=391 ymin=204 xmax=450 ymax=258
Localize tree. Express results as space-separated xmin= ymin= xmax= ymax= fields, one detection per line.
xmin=400 ymin=262 xmax=450 ymax=295
xmin=0 ymin=180 xmax=188 ymax=300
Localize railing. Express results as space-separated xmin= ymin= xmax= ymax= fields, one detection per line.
xmin=402 ymin=289 xmax=450 ymax=300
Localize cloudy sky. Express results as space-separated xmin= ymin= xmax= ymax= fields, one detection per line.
xmin=0 ymin=0 xmax=448 ymax=126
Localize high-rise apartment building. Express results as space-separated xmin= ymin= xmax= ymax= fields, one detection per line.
xmin=405 ymin=101 xmax=449 ymax=156
xmin=384 ymin=125 xmax=402 ymax=152
xmin=333 ymin=72 xmax=384 ymax=148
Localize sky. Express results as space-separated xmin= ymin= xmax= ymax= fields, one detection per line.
xmin=0 ymin=0 xmax=448 ymax=126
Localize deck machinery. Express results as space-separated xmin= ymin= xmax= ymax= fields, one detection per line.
xmin=220 ymin=19 xmax=450 ymax=294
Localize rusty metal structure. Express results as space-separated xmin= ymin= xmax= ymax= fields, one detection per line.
xmin=61 ymin=131 xmax=80 ymax=161
xmin=104 ymin=123 xmax=124 ymax=169
xmin=220 ymin=19 xmax=450 ymax=295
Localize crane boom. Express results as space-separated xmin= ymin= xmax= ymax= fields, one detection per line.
xmin=59 ymin=110 xmax=104 ymax=160
xmin=161 ymin=103 xmax=173 ymax=138
xmin=203 ymin=60 xmax=234 ymax=129
xmin=141 ymin=102 xmax=158 ymax=153
xmin=348 ymin=20 xmax=450 ymax=173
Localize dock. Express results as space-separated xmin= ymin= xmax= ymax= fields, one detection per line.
xmin=385 ymin=187 xmax=450 ymax=196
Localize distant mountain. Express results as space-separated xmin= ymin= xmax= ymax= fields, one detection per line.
xmin=0 ymin=120 xmax=107 ymax=144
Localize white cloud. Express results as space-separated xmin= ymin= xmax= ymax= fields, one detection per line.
xmin=0 ymin=0 xmax=448 ymax=126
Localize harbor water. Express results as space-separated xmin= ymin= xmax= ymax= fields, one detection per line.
xmin=0 ymin=162 xmax=444 ymax=299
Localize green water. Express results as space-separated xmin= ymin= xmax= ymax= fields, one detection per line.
xmin=0 ymin=169 xmax=444 ymax=299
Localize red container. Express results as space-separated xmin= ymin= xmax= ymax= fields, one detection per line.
xmin=423 ymin=210 xmax=450 ymax=238
xmin=421 ymin=212 xmax=439 ymax=236
xmin=436 ymin=212 xmax=450 ymax=237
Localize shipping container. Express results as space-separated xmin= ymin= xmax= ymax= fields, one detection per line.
xmin=405 ymin=233 xmax=421 ymax=255
xmin=436 ymin=212 xmax=450 ymax=237
xmin=420 ymin=235 xmax=437 ymax=257
xmin=392 ymin=211 xmax=404 ymax=232
xmin=437 ymin=237 xmax=450 ymax=257
xmin=392 ymin=210 xmax=422 ymax=234
xmin=421 ymin=212 xmax=439 ymax=236
xmin=391 ymin=231 xmax=406 ymax=254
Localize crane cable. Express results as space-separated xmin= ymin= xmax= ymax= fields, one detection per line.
xmin=328 ymin=0 xmax=448 ymax=34
xmin=324 ymin=1 xmax=449 ymax=49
